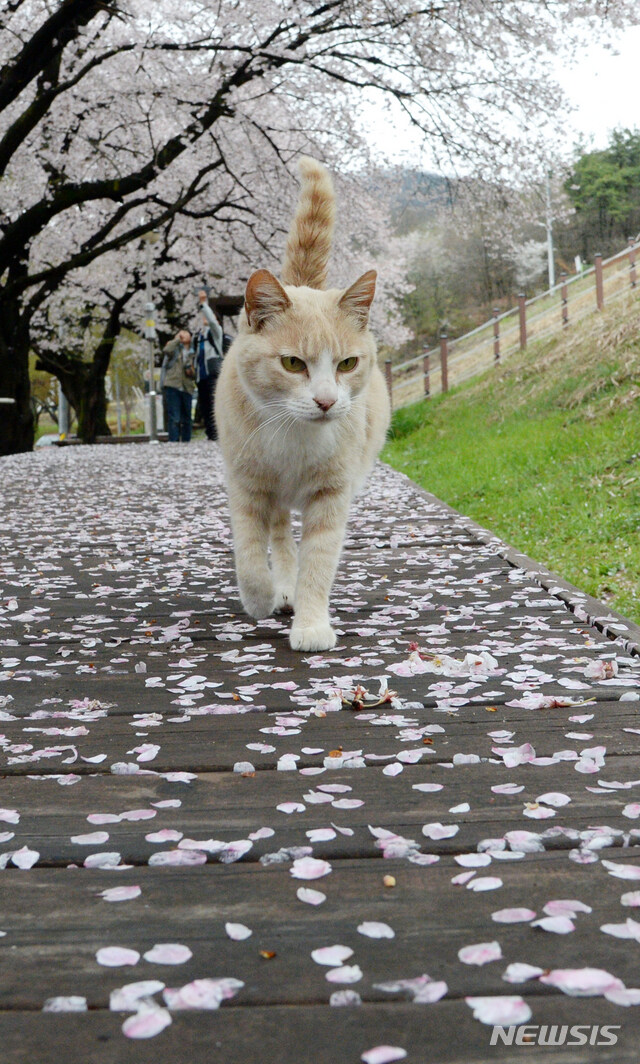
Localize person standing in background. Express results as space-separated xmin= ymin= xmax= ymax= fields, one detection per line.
xmin=193 ymin=289 xmax=224 ymax=441
xmin=161 ymin=329 xmax=195 ymax=442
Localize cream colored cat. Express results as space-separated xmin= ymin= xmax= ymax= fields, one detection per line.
xmin=215 ymin=157 xmax=390 ymax=652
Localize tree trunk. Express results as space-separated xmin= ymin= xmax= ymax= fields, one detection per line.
xmin=0 ymin=297 xmax=34 ymax=456
xmin=75 ymin=366 xmax=111 ymax=443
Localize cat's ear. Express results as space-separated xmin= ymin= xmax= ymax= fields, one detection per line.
xmin=338 ymin=270 xmax=377 ymax=328
xmin=245 ymin=270 xmax=291 ymax=330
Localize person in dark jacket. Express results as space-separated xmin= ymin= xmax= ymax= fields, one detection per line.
xmin=192 ymin=290 xmax=224 ymax=440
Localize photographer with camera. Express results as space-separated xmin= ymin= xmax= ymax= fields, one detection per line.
xmin=161 ymin=328 xmax=195 ymax=442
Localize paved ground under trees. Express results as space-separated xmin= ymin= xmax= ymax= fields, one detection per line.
xmin=1 ymin=442 xmax=640 ymax=1062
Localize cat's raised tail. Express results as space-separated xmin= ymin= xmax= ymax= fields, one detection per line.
xmin=280 ymin=157 xmax=335 ymax=290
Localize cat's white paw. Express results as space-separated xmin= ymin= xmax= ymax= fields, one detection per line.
xmin=239 ymin=576 xmax=275 ymax=619
xmin=273 ymin=585 xmax=296 ymax=614
xmin=289 ymin=621 xmax=336 ymax=652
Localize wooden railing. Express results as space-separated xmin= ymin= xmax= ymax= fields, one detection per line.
xmin=386 ymin=238 xmax=640 ymax=410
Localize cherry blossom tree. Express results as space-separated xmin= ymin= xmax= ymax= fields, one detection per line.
xmin=1 ymin=0 xmax=639 ymax=454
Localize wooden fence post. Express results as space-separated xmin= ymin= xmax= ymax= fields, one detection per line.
xmin=492 ymin=308 xmax=500 ymax=364
xmin=422 ymin=343 xmax=430 ymax=398
xmin=518 ymin=293 xmax=527 ymax=350
xmin=629 ymin=237 xmax=637 ymax=290
xmin=439 ymin=332 xmax=449 ymax=393
xmin=561 ymin=271 xmax=569 ymax=327
xmin=384 ymin=358 xmax=393 ymax=408
xmin=595 ymin=253 xmax=604 ymax=311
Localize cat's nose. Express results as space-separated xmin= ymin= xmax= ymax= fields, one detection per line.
xmin=314 ymin=396 xmax=336 ymax=412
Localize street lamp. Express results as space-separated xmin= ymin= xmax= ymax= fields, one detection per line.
xmin=141 ymin=229 xmax=160 ymax=442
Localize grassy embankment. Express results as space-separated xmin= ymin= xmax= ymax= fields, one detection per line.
xmin=383 ymin=295 xmax=640 ymax=624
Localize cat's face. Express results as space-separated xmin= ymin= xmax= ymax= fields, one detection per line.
xmin=236 ymin=270 xmax=378 ymax=424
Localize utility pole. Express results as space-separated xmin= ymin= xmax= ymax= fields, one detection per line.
xmin=545 ymin=170 xmax=555 ymax=290
xmin=141 ymin=229 xmax=160 ymax=442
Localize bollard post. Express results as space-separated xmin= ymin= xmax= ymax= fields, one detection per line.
xmin=518 ymin=293 xmax=527 ymax=350
xmin=423 ymin=343 xmax=430 ymax=398
xmin=384 ymin=358 xmax=393 ymax=410
xmin=492 ymin=308 xmax=500 ymax=364
xmin=439 ymin=331 xmax=449 ymax=393
xmin=561 ymin=271 xmax=569 ymax=327
xmin=629 ymin=237 xmax=637 ymax=290
xmin=594 ymin=253 xmax=604 ymax=311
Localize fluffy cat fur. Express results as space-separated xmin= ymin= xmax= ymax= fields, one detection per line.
xmin=215 ymin=157 xmax=391 ymax=652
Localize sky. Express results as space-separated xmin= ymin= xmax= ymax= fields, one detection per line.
xmin=366 ymin=23 xmax=640 ymax=169
xmin=555 ymin=24 xmax=640 ymax=150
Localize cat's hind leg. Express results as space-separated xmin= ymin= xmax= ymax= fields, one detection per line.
xmin=270 ymin=508 xmax=297 ymax=614
xmin=228 ymin=488 xmax=275 ymax=619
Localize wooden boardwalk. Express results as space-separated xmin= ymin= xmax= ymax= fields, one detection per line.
xmin=1 ymin=441 xmax=640 ymax=1063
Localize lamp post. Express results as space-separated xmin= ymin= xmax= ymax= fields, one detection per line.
xmin=141 ymin=229 xmax=160 ymax=441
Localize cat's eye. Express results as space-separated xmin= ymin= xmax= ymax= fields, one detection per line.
xmin=337 ymin=356 xmax=358 ymax=372
xmin=281 ymin=355 xmax=306 ymax=373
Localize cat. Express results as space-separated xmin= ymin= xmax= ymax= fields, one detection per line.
xmin=214 ymin=157 xmax=391 ymax=652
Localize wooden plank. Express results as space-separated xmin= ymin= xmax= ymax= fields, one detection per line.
xmin=2 ymin=853 xmax=640 ymax=1010
xmin=0 ymin=999 xmax=636 ymax=1064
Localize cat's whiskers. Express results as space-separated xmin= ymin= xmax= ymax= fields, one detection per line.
xmin=238 ymin=407 xmax=291 ymax=457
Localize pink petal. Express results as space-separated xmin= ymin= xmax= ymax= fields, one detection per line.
xmin=163 ymin=978 xmax=243 ymax=1010
xmin=326 ymin=964 xmax=363 ymax=984
xmin=225 ymin=923 xmax=252 ymax=941
xmin=458 ymin=941 xmax=503 ymax=966
xmin=120 ymin=809 xmax=157 ymax=821
xmin=602 ymin=860 xmax=640 ymax=880
xmin=422 ymin=822 xmax=459 ymax=840
xmin=290 ymin=857 xmax=332 ymax=880
xmin=11 ymin=847 xmax=39 ymax=869
xmin=357 ymin=921 xmax=395 ymax=939
xmin=96 ymin=946 xmax=140 ymax=967
xmin=621 ymin=891 xmax=640 ymax=907
xmin=122 ymin=1007 xmax=172 ymax=1039
xmin=543 ymin=899 xmax=592 ymax=917
xmin=454 ymin=853 xmax=491 ymax=868
xmin=311 ymin=945 xmax=353 ymax=966
xmin=143 ymin=943 xmax=192 ymax=965
xmin=71 ymin=831 xmax=109 ymax=845
xmin=540 ymin=968 xmax=625 ymax=996
xmin=467 ymin=876 xmax=503 ymax=892
xmin=99 ymin=886 xmax=141 ymax=903
xmin=296 ymin=887 xmax=326 ymax=905
xmin=502 ymin=963 xmax=544 ymax=984
xmin=110 ymin=980 xmax=165 ymax=1010
xmin=492 ymin=908 xmax=536 ymax=923
xmin=466 ymin=995 xmax=532 ymax=1025
xmin=361 ymin=1048 xmax=407 ymax=1064
xmin=605 ymin=987 xmax=640 ymax=1006
xmin=306 ymin=828 xmax=336 ymax=842
xmin=532 ymin=916 xmax=575 ymax=934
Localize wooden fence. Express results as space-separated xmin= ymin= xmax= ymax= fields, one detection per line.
xmin=387 ymin=237 xmax=640 ymax=410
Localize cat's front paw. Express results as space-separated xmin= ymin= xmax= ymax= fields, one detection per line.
xmin=273 ymin=584 xmax=296 ymax=614
xmin=289 ymin=621 xmax=337 ymax=652
xmin=239 ymin=576 xmax=275 ymax=619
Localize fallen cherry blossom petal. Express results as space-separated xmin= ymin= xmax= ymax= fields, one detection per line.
xmin=492 ymin=908 xmax=536 ymax=923
xmin=43 ymin=996 xmax=87 ymax=1012
xmin=422 ymin=822 xmax=459 ymax=840
xmin=96 ymin=946 xmax=140 ymax=967
xmin=99 ymin=886 xmax=141 ymax=903
xmin=458 ymin=941 xmax=503 ymax=966
xmin=225 ymin=923 xmax=252 ymax=941
xmin=540 ymin=968 xmax=625 ymax=996
xmin=290 ymin=857 xmax=332 ymax=880
xmin=143 ymin=943 xmax=192 ymax=965
xmin=357 ymin=921 xmax=395 ymax=939
xmin=532 ymin=915 xmax=575 ymax=934
xmin=466 ymin=995 xmax=532 ymax=1025
xmin=110 ymin=980 xmax=165 ymax=1011
xmin=361 ymin=1047 xmax=407 ymax=1064
xmin=311 ymin=945 xmax=354 ymax=966
xmin=330 ymin=989 xmax=362 ymax=1006
xmin=11 ymin=847 xmax=39 ymax=869
xmin=467 ymin=876 xmax=503 ymax=892
xmin=163 ymin=978 xmax=243 ymax=1010
xmin=296 ymin=887 xmax=326 ymax=905
xmin=502 ymin=963 xmax=544 ymax=984
xmin=325 ymin=964 xmax=363 ymax=984
xmin=122 ymin=1006 xmax=172 ymax=1039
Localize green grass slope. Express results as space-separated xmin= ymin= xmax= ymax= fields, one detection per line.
xmin=383 ymin=294 xmax=640 ymax=624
